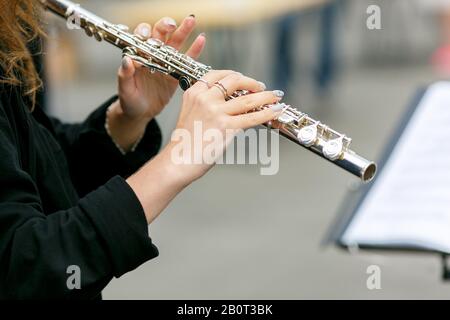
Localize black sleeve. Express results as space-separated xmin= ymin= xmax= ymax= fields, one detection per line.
xmin=0 ymin=103 xmax=159 ymax=299
xmin=49 ymin=96 xmax=163 ymax=196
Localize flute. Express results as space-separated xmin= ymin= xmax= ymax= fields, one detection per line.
xmin=40 ymin=0 xmax=377 ymax=182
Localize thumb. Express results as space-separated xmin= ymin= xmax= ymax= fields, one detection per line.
xmin=118 ymin=56 xmax=137 ymax=97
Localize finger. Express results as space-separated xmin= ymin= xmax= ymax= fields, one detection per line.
xmin=185 ymin=33 xmax=206 ymax=59
xmin=118 ymin=56 xmax=137 ymax=97
xmin=207 ymin=73 xmax=266 ymax=99
xmin=188 ymin=70 xmax=237 ymax=95
xmin=153 ymin=17 xmax=177 ymax=41
xmin=202 ymin=70 xmax=236 ymax=83
xmin=231 ymin=105 xmax=284 ymax=130
xmin=132 ymin=23 xmax=152 ymax=70
xmin=225 ymin=91 xmax=283 ymax=115
xmin=134 ymin=23 xmax=152 ymax=39
xmin=166 ymin=15 xmax=196 ymax=50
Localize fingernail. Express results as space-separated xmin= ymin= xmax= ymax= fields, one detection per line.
xmin=258 ymin=81 xmax=266 ymax=90
xmin=122 ymin=57 xmax=130 ymax=69
xmin=189 ymin=14 xmax=196 ymax=18
xmin=139 ymin=26 xmax=151 ymax=37
xmin=199 ymin=32 xmax=206 ymax=38
xmin=164 ymin=17 xmax=177 ymax=28
xmin=270 ymin=103 xmax=285 ymax=112
xmin=273 ymin=90 xmax=285 ymax=98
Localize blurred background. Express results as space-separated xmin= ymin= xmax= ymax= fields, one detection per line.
xmin=43 ymin=0 xmax=450 ymax=299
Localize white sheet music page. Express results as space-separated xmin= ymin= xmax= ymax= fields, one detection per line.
xmin=341 ymin=82 xmax=450 ymax=253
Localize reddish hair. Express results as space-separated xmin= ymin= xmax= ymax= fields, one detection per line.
xmin=0 ymin=0 xmax=44 ymax=109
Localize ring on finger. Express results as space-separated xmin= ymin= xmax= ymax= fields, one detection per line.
xmin=213 ymin=81 xmax=229 ymax=100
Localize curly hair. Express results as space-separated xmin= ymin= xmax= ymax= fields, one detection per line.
xmin=0 ymin=0 xmax=45 ymax=109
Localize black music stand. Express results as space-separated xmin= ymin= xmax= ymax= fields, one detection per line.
xmin=325 ymin=82 xmax=450 ymax=282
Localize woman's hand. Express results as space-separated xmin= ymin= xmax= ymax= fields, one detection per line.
xmin=107 ymin=15 xmax=206 ymax=152
xmin=169 ymin=70 xmax=285 ymax=182
xmin=127 ymin=70 xmax=285 ymax=224
xmin=118 ymin=16 xmax=206 ymax=120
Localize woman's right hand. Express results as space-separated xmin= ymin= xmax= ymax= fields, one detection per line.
xmin=127 ymin=70 xmax=284 ymax=224
xmin=168 ymin=70 xmax=285 ymax=182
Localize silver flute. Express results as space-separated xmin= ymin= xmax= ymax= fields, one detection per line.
xmin=40 ymin=0 xmax=377 ymax=182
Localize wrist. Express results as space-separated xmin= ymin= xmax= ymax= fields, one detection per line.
xmin=109 ymin=99 xmax=151 ymax=130
xmin=127 ymin=144 xmax=194 ymax=224
xmin=125 ymin=139 xmax=213 ymax=224
xmin=106 ymin=100 xmax=150 ymax=153
xmin=162 ymin=141 xmax=212 ymax=185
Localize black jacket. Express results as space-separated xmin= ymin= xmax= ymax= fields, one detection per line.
xmin=0 ymin=60 xmax=162 ymax=299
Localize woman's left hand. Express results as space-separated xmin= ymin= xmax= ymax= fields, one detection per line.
xmin=118 ymin=15 xmax=206 ymax=120
xmin=107 ymin=15 xmax=206 ymax=152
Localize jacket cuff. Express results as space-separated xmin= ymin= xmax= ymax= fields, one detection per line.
xmin=79 ymin=176 xmax=159 ymax=277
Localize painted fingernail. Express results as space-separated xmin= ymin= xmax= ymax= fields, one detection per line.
xmin=270 ymin=103 xmax=284 ymax=112
xmin=189 ymin=14 xmax=196 ymax=18
xmin=273 ymin=90 xmax=285 ymax=98
xmin=122 ymin=57 xmax=130 ymax=69
xmin=164 ymin=17 xmax=177 ymax=28
xmin=258 ymin=81 xmax=267 ymax=90
xmin=139 ymin=26 xmax=151 ymax=37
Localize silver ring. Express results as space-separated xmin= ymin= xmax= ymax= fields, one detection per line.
xmin=197 ymin=78 xmax=211 ymax=88
xmin=213 ymin=82 xmax=228 ymax=99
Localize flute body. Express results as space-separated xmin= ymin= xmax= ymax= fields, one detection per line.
xmin=40 ymin=0 xmax=377 ymax=182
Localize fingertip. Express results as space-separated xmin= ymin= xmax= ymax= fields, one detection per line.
xmin=195 ymin=33 xmax=207 ymax=50
xmin=187 ymin=33 xmax=206 ymax=59
xmin=163 ymin=17 xmax=178 ymax=30
xmin=273 ymin=90 xmax=285 ymax=97
xmin=135 ymin=23 xmax=152 ymax=38
xmin=198 ymin=32 xmax=206 ymax=43
xmin=118 ymin=60 xmax=137 ymax=96
xmin=246 ymin=78 xmax=266 ymax=93
xmin=184 ymin=14 xmax=196 ymax=25
xmin=122 ymin=56 xmax=131 ymax=68
xmin=270 ymin=103 xmax=284 ymax=112
xmin=120 ymin=57 xmax=135 ymax=76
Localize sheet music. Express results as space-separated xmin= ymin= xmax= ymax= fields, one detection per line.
xmin=341 ymin=82 xmax=450 ymax=253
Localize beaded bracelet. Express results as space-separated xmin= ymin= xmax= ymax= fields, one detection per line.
xmin=104 ymin=105 xmax=144 ymax=156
